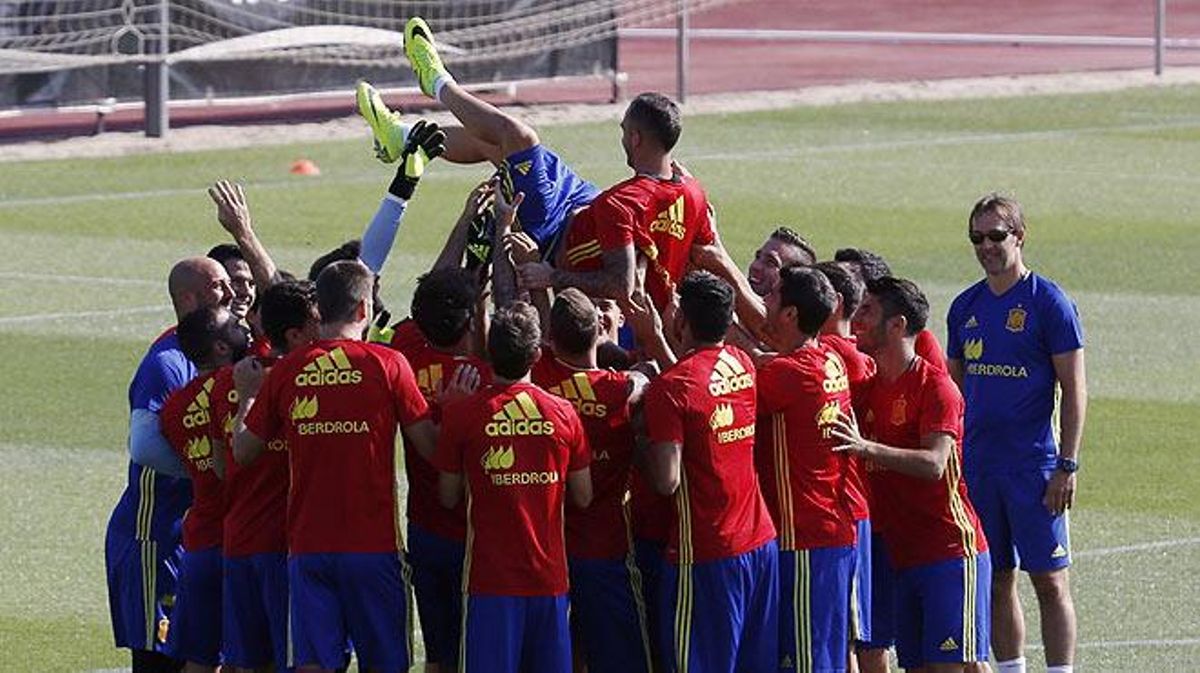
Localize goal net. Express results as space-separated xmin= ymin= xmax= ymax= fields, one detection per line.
xmin=0 ymin=0 xmax=735 ymax=106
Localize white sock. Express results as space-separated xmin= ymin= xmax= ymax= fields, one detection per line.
xmin=996 ymin=658 xmax=1027 ymax=673
xmin=433 ymin=74 xmax=454 ymax=103
xmin=1046 ymin=666 xmax=1073 ymax=673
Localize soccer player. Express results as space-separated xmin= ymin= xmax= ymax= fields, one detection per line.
xmin=833 ymin=277 xmax=991 ymax=673
xmin=747 ymin=227 xmax=817 ymax=297
xmin=234 ymin=260 xmax=438 ymax=673
xmin=756 ymin=266 xmax=857 ymax=673
xmin=161 ymin=305 xmax=250 ymax=671
xmin=106 ymin=256 xmax=232 ymax=673
xmin=433 ymin=301 xmax=593 ymax=673
xmin=813 ymin=260 xmax=885 ymax=673
xmin=213 ymin=280 xmax=319 ymax=673
xmin=946 ymin=194 xmax=1086 ymax=673
xmin=383 ymin=267 xmax=491 ymax=673
xmin=643 ymin=270 xmax=779 ymax=673
xmin=531 ymin=288 xmax=652 ymax=673
xmin=206 ymin=244 xmax=256 ymax=320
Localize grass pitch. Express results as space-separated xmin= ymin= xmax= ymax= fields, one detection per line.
xmin=2 ymin=83 xmax=1199 ymax=671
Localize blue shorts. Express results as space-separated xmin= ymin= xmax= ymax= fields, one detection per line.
xmin=288 ymin=552 xmax=413 ymax=672
xmin=968 ymin=468 xmax=1071 ymax=573
xmin=895 ymin=553 xmax=992 ymax=670
xmin=850 ymin=519 xmax=872 ymax=644
xmin=407 ymin=523 xmax=464 ymax=666
xmin=569 ymin=556 xmax=653 ymax=673
xmin=501 ymin=144 xmax=599 ymax=258
xmin=860 ymin=533 xmax=896 ymax=650
xmin=462 ymin=594 xmax=571 ymax=673
xmin=222 ymin=552 xmax=287 ymax=670
xmin=106 ymin=534 xmax=184 ymax=652
xmin=779 ymin=546 xmax=854 ymax=673
xmin=634 ymin=538 xmax=667 ymax=667
xmin=165 ymin=546 xmax=222 ymax=666
xmin=660 ymin=540 xmax=779 ymax=673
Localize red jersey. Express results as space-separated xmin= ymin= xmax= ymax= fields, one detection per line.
xmin=915 ymin=329 xmax=947 ymax=373
xmin=755 ymin=343 xmax=857 ymax=550
xmin=388 ymin=319 xmax=492 ymax=542
xmin=209 ymin=366 xmax=288 ymax=557
xmin=160 ymin=371 xmax=224 ymax=551
xmin=644 ymin=345 xmax=776 ymax=564
xmin=861 ymin=357 xmax=987 ymax=569
xmin=629 ymin=472 xmax=673 ymax=544
xmin=560 ymin=173 xmax=715 ymax=310
xmin=432 ymin=382 xmax=591 ymax=596
xmin=244 ymin=339 xmax=430 ymax=554
xmin=819 ymin=333 xmax=877 ymax=521
xmin=532 ymin=355 xmax=637 ymax=560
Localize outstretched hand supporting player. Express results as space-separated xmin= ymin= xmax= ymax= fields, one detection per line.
xmin=435 ymin=363 xmax=482 ymax=407
xmin=828 ymin=410 xmax=868 ymax=456
xmin=388 ymin=119 xmax=447 ymax=200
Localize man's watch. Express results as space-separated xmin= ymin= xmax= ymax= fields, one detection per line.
xmin=1056 ymin=457 xmax=1079 ymax=473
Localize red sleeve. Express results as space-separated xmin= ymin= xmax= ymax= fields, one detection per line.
xmin=590 ymin=191 xmax=638 ymax=251
xmin=564 ymin=404 xmax=592 ymax=471
xmin=691 ymin=185 xmax=716 ymax=246
xmin=918 ymin=371 xmax=963 ymax=440
xmin=431 ymin=399 xmax=466 ymax=473
xmin=644 ymin=376 xmax=686 ymax=445
xmin=243 ymin=367 xmax=281 ymax=442
xmin=387 ymin=349 xmax=431 ymax=426
xmin=916 ymin=330 xmax=947 ymax=373
xmin=159 ymin=391 xmax=188 ymax=459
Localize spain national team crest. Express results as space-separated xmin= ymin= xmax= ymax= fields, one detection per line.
xmin=890 ymin=397 xmax=907 ymax=426
xmin=1006 ymin=307 xmax=1027 ymax=333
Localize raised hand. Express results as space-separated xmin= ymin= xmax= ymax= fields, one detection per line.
xmin=208 ymin=179 xmax=253 ymax=237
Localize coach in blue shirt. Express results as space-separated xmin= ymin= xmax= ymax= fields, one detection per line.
xmin=946 ymin=194 xmax=1086 ymax=673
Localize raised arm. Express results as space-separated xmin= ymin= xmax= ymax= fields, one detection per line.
xmin=516 ymin=245 xmax=636 ymax=305
xmin=208 ymin=180 xmax=282 ymax=291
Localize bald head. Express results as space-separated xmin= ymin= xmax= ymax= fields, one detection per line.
xmin=169 ymin=256 xmax=233 ymax=320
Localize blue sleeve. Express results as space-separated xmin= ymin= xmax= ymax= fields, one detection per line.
xmin=946 ymin=296 xmax=964 ymax=360
xmin=129 ymin=409 xmax=189 ymax=478
xmin=1041 ymin=285 xmax=1085 ymax=355
xmin=130 ymin=348 xmax=193 ymax=413
xmin=360 ymin=195 xmax=409 ymax=275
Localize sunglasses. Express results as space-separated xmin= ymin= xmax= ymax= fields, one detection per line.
xmin=969 ymin=228 xmax=1014 ymax=245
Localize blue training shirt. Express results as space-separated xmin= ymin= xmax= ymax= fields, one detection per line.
xmin=107 ymin=329 xmax=195 ymax=544
xmin=946 ymin=273 xmax=1084 ymax=476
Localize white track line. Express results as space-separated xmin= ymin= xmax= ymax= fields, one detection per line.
xmin=0 ymin=305 xmax=164 ymax=325
xmin=1028 ymin=638 xmax=1200 ymax=651
xmin=1076 ymin=535 xmax=1200 ymax=558
xmin=0 ymin=271 xmax=159 ymax=287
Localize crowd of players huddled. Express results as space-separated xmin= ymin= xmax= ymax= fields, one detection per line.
xmin=105 ymin=17 xmax=1087 ymax=673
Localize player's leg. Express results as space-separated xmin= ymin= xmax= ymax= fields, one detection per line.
xmin=407 ymin=524 xmax=465 ymax=673
xmin=857 ymin=532 xmax=895 ymax=673
xmin=462 ymin=594 xmax=523 ymax=673
xmin=569 ymin=556 xmax=653 ymax=673
xmin=1029 ymin=568 xmax=1075 ymax=669
xmin=968 ymin=471 xmax=1023 ymax=669
xmin=108 ymin=530 xmax=185 ymax=673
xmin=735 ymin=540 xmax=779 ymax=673
xmin=849 ymin=519 xmax=873 ymax=673
xmin=164 ymin=548 xmax=222 ymax=672
xmin=288 ymin=553 xmax=350 ymax=672
xmin=913 ymin=554 xmax=991 ymax=673
xmin=356 ymin=80 xmax=503 ymax=166
xmin=222 ymin=555 xmax=276 ymax=672
xmin=337 ymin=552 xmax=414 ymax=673
xmin=520 ymin=595 xmax=572 ymax=673
xmin=635 ymin=537 xmax=668 ymax=670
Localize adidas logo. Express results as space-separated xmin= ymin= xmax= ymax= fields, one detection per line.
xmin=709 ymin=403 xmax=734 ymax=430
xmin=512 ymin=160 xmax=533 ymax=176
xmin=481 ymin=445 xmax=515 ymax=472
xmin=822 ymin=354 xmax=850 ymax=393
xmin=939 ymin=637 xmax=959 ymax=652
xmin=485 ymin=391 xmax=555 ymax=437
xmin=963 ymin=338 xmax=984 ymax=361
xmin=1052 ymin=545 xmax=1069 ymax=559
xmin=708 ymin=350 xmax=753 ymax=397
xmin=290 ymin=395 xmax=318 ymax=421
xmin=780 ymin=654 xmax=794 ymax=669
xmin=549 ymin=372 xmax=607 ymax=417
xmin=649 ymin=195 xmax=686 ymax=241
xmin=182 ymin=377 xmax=215 ymax=429
xmin=417 ymin=364 xmax=444 ymax=398
xmin=294 ymin=347 xmax=363 ymax=387
xmin=965 ymin=315 xmax=979 ymax=329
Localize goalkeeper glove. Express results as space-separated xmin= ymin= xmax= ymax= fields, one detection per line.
xmin=388 ymin=119 xmax=447 ymax=200
xmin=367 ymin=309 xmax=395 ymax=344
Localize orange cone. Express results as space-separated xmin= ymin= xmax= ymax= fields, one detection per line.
xmin=290 ymin=158 xmax=321 ymax=176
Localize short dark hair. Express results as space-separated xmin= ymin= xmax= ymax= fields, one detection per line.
xmin=626 ymin=92 xmax=682 ymax=151
xmin=206 ymin=243 xmax=244 ymax=267
xmin=412 ymin=268 xmax=477 ymax=348
xmin=308 ymin=240 xmax=361 ymax=281
xmin=177 ymin=306 xmax=242 ymax=367
xmin=770 ymin=227 xmax=817 ymax=266
xmin=814 ymin=261 xmax=864 ymax=319
xmin=777 ymin=266 xmax=836 ymax=337
xmin=316 ymin=260 xmax=373 ymax=325
xmin=549 ymin=288 xmax=598 ymax=356
xmin=488 ymin=302 xmax=542 ymax=380
xmin=834 ymin=247 xmax=893 ymax=284
xmin=679 ymin=270 xmax=734 ymax=344
xmin=260 ymin=280 xmax=317 ymax=349
xmin=867 ymin=277 xmax=929 ymax=336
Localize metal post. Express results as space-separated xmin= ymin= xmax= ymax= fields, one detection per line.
xmin=676 ymin=0 xmax=689 ymax=103
xmin=1155 ymin=0 xmax=1166 ymax=76
xmin=145 ymin=0 xmax=169 ymax=137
